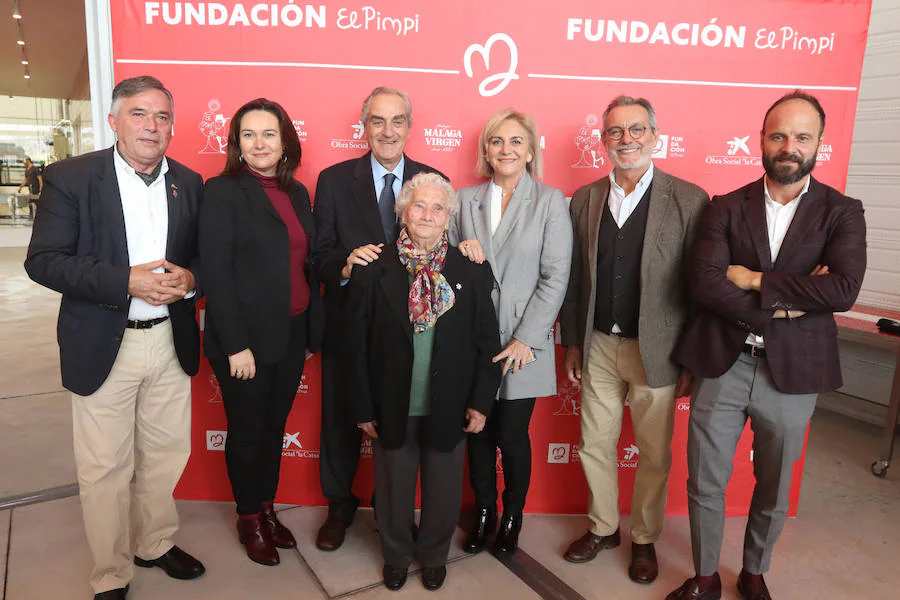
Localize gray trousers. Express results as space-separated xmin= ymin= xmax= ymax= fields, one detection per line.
xmin=373 ymin=416 xmax=466 ymax=569
xmin=687 ymin=353 xmax=817 ymax=576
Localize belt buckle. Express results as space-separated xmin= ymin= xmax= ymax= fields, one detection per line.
xmin=749 ymin=345 xmax=763 ymax=358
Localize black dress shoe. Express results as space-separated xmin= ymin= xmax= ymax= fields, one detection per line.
xmin=666 ymin=573 xmax=722 ymax=600
xmin=422 ymin=565 xmax=447 ymax=591
xmin=316 ymin=510 xmax=351 ymax=551
xmin=382 ymin=564 xmax=408 ymax=590
xmin=134 ymin=545 xmax=205 ymax=580
xmin=463 ymin=505 xmax=497 ymax=554
xmin=493 ymin=513 xmax=522 ymax=554
xmin=93 ymin=584 xmax=128 ymax=600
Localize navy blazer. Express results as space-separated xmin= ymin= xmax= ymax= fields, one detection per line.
xmin=25 ymin=147 xmax=202 ymax=396
xmin=200 ymin=170 xmax=324 ymax=363
xmin=341 ymin=245 xmax=502 ymax=452
xmin=676 ymin=176 xmax=867 ymax=394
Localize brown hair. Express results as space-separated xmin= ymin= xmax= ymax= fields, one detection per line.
xmin=222 ymin=98 xmax=301 ymax=191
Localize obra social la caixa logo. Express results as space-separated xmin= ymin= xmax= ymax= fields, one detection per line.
xmin=205 ymin=430 xmax=320 ymax=459
xmin=331 ymin=120 xmax=368 ymax=151
xmin=618 ymin=443 xmax=640 ymax=469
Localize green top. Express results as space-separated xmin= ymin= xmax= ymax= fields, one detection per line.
xmin=408 ymin=323 xmax=436 ymax=416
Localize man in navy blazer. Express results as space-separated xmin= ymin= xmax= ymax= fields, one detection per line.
xmin=667 ymin=91 xmax=867 ymax=600
xmin=25 ymin=76 xmax=204 ymax=600
xmin=312 ymin=87 xmax=444 ymax=550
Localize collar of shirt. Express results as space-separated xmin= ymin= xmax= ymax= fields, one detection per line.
xmin=763 ymin=174 xmax=811 ymax=206
xmin=608 ymin=162 xmax=654 ymax=227
xmin=113 ymin=145 xmax=168 ymax=184
xmin=371 ymin=153 xmax=405 ymax=199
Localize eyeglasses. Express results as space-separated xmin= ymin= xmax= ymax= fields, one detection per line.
xmin=603 ymin=125 xmax=650 ymax=141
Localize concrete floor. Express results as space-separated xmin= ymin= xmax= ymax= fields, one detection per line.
xmin=1 ymin=240 xmax=899 ymax=600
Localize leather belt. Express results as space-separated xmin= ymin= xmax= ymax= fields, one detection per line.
xmin=126 ymin=316 xmax=169 ymax=329
xmin=742 ymin=344 xmax=766 ymax=359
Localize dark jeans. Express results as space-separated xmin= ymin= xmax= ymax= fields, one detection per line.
xmin=209 ymin=312 xmax=308 ymax=515
xmin=467 ymin=397 xmax=536 ymax=514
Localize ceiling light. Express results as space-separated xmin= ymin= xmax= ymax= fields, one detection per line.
xmin=16 ymin=39 xmax=24 ymax=45
xmin=13 ymin=0 xmax=22 ymax=19
xmin=21 ymin=59 xmax=28 ymax=65
xmin=23 ymin=74 xmax=30 ymax=79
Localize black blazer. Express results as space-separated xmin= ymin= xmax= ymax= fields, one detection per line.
xmin=24 ymin=147 xmax=202 ymax=396
xmin=312 ymin=152 xmax=445 ymax=293
xmin=676 ymin=177 xmax=867 ymax=394
xmin=341 ymin=245 xmax=502 ymax=452
xmin=200 ymin=170 xmax=324 ymax=363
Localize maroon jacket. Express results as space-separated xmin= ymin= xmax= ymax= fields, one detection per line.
xmin=676 ymin=176 xmax=867 ymax=394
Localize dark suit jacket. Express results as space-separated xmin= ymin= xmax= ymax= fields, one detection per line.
xmin=312 ymin=153 xmax=444 ymax=323
xmin=676 ymin=176 xmax=867 ymax=394
xmin=24 ymin=147 xmax=202 ymax=396
xmin=560 ymin=168 xmax=709 ymax=388
xmin=200 ymin=170 xmax=324 ymax=363
xmin=341 ymin=245 xmax=502 ymax=452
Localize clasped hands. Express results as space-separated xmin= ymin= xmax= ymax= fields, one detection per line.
xmin=727 ymin=263 xmax=829 ymax=319
xmin=128 ymin=259 xmax=194 ymax=306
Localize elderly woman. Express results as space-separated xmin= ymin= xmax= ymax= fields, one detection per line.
xmin=200 ymin=98 xmax=324 ymax=566
xmin=342 ymin=172 xmax=501 ymax=591
xmin=452 ymin=108 xmax=573 ymax=555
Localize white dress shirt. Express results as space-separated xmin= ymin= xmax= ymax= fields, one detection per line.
xmin=608 ymin=162 xmax=654 ymax=228
xmin=489 ymin=181 xmax=506 ymax=235
xmin=113 ymin=149 xmax=170 ymax=321
xmin=746 ymin=175 xmax=811 ymax=346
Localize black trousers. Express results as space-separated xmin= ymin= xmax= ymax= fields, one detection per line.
xmin=374 ymin=417 xmax=466 ymax=569
xmin=467 ymin=397 xmax=536 ymax=514
xmin=208 ymin=312 xmax=308 ymax=515
xmin=318 ymin=341 xmax=363 ymax=522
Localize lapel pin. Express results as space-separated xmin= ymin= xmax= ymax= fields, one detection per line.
xmin=455 ymin=283 xmax=462 ymax=290
xmin=171 ymin=183 xmax=178 ymax=198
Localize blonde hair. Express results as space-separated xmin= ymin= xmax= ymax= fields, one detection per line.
xmin=474 ymin=108 xmax=543 ymax=179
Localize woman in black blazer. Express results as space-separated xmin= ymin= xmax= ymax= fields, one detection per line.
xmin=199 ymin=98 xmax=324 ymax=567
xmin=342 ymin=172 xmax=502 ymax=592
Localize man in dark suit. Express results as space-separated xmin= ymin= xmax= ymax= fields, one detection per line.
xmin=25 ymin=76 xmax=205 ymax=600
xmin=666 ymin=91 xmax=867 ymax=600
xmin=312 ymin=86 xmax=444 ymax=550
xmin=560 ymin=95 xmax=708 ymax=584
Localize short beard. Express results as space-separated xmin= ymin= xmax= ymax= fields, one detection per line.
xmin=763 ymin=151 xmax=816 ymax=185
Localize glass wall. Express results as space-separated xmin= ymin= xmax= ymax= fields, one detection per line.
xmin=0 ymin=96 xmax=93 ymax=186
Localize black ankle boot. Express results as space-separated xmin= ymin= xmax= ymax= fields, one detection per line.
xmin=494 ymin=513 xmax=522 ymax=554
xmin=463 ymin=505 xmax=497 ymax=554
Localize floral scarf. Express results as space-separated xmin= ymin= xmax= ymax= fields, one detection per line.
xmin=397 ymin=229 xmax=456 ymax=333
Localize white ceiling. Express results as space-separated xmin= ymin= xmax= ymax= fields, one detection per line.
xmin=0 ymin=0 xmax=89 ymax=99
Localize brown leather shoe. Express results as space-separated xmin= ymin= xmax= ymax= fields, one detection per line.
xmin=628 ymin=542 xmax=658 ymax=583
xmin=665 ymin=573 xmax=722 ymax=600
xmin=316 ymin=511 xmax=350 ymax=551
xmin=563 ymin=528 xmax=620 ymax=563
xmin=237 ymin=513 xmax=279 ymax=566
xmin=737 ymin=569 xmax=773 ymax=600
xmin=260 ymin=501 xmax=297 ymax=549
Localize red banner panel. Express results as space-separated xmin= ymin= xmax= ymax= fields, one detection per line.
xmin=110 ymin=0 xmax=871 ymax=515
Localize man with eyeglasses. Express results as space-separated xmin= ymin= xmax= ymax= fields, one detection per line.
xmin=312 ymin=87 xmax=445 ymax=551
xmin=559 ymin=95 xmax=709 ymax=584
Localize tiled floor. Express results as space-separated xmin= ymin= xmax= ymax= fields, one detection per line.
xmin=2 ymin=240 xmax=900 ymax=600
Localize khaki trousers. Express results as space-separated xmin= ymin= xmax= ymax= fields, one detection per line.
xmin=579 ymin=331 xmax=675 ymax=543
xmin=71 ymin=320 xmax=191 ymax=593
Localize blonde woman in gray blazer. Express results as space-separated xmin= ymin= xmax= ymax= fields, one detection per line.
xmin=450 ymin=109 xmax=573 ymax=555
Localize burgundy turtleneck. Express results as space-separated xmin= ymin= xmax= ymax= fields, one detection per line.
xmin=247 ymin=167 xmax=310 ymax=316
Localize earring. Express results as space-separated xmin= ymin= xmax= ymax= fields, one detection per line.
xmin=281 ymin=153 xmax=288 ymax=162
xmin=239 ymin=155 xmax=244 ymax=162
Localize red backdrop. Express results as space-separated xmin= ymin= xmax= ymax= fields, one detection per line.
xmin=109 ymin=0 xmax=871 ymax=515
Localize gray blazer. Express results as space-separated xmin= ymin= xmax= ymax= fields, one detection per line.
xmin=559 ymin=167 xmax=709 ymax=388
xmin=451 ymin=172 xmax=573 ymax=399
